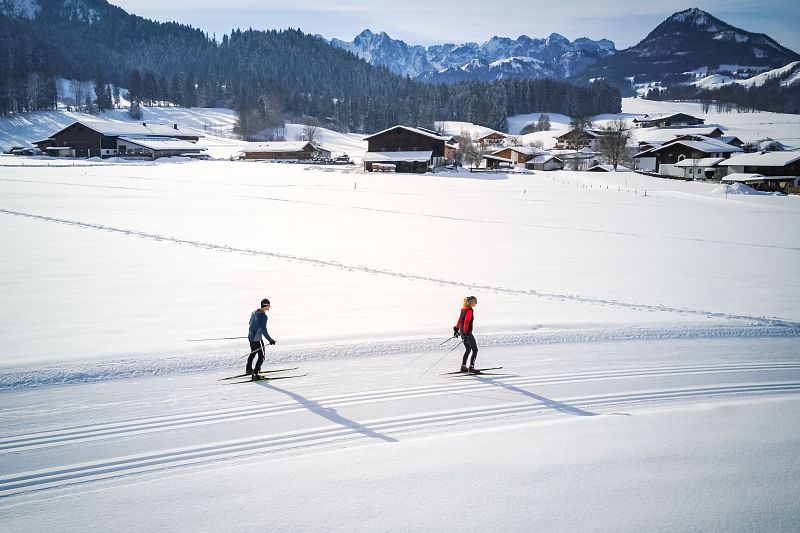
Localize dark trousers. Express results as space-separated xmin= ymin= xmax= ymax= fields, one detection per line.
xmin=461 ymin=333 xmax=478 ymax=367
xmin=247 ymin=340 xmax=265 ymax=374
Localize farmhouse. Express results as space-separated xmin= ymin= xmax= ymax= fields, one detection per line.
xmin=482 ymin=154 xmax=514 ymax=169
xmin=32 ymin=120 xmax=202 ymax=159
xmin=718 ymin=151 xmax=800 ymax=179
xmin=476 ymin=132 xmax=508 ymax=149
xmin=239 ymin=141 xmax=321 ymax=160
xmin=363 ymin=125 xmax=451 ymax=173
xmin=525 ymin=154 xmax=564 ymax=171
xmin=554 ymin=129 xmax=610 ymax=151
xmin=491 ymin=146 xmax=549 ymax=165
xmin=633 ymin=113 xmax=705 ymax=128
xmin=634 ymin=137 xmax=742 ymax=177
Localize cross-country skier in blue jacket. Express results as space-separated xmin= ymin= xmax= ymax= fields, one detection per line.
xmin=247 ymin=298 xmax=276 ymax=380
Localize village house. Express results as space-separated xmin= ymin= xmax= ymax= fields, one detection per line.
xmin=476 ymin=132 xmax=509 ymax=149
xmin=32 ymin=120 xmax=203 ymax=159
xmin=482 ymin=154 xmax=514 ymax=169
xmin=490 ymin=146 xmax=549 ymax=165
xmin=554 ymin=129 xmax=610 ymax=151
xmin=362 ymin=125 xmax=451 ymax=173
xmin=633 ymin=113 xmax=705 ymax=128
xmin=634 ymin=137 xmax=742 ymax=177
xmin=718 ymin=151 xmax=800 ymax=180
xmin=526 ymin=154 xmax=565 ymax=171
xmin=239 ymin=141 xmax=323 ymax=161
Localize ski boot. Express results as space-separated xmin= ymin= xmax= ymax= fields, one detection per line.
xmin=251 ymin=373 xmax=264 ymax=381
xmin=468 ymin=366 xmax=481 ymax=374
xmin=460 ymin=365 xmax=469 ymax=373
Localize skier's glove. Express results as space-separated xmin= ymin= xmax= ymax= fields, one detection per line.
xmin=453 ymin=326 xmax=460 ymax=338
xmin=268 ymin=339 xmax=276 ymax=345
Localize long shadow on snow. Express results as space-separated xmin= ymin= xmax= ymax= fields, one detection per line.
xmin=258 ymin=381 xmax=398 ymax=443
xmin=472 ymin=376 xmax=599 ymax=417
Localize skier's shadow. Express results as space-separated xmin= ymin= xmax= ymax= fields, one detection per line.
xmin=259 ymin=382 xmax=397 ymax=443
xmin=473 ymin=376 xmax=599 ymax=417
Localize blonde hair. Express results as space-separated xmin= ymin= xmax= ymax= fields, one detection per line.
xmin=463 ymin=296 xmax=477 ymax=306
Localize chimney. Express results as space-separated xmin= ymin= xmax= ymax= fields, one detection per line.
xmin=142 ymin=122 xmax=146 ymax=127
xmin=173 ymin=123 xmax=178 ymax=130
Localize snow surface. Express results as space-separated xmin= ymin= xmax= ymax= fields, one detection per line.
xmin=1 ymin=99 xmax=799 ymax=531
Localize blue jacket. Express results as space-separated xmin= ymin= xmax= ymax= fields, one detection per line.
xmin=248 ymin=309 xmax=275 ymax=343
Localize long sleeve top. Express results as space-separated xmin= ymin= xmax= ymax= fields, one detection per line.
xmin=456 ymin=307 xmax=474 ymax=334
xmin=248 ymin=309 xmax=275 ymax=343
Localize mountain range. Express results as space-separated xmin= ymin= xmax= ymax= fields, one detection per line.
xmin=331 ymin=30 xmax=616 ymax=82
xmin=330 ymin=8 xmax=799 ymax=94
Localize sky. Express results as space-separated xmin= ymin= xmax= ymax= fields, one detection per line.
xmin=108 ymin=1 xmax=800 ymax=51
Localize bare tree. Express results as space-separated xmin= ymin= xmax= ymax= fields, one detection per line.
xmin=536 ymin=114 xmax=551 ymax=132
xmin=302 ymin=118 xmax=321 ymax=145
xmin=570 ymin=115 xmax=593 ymax=132
xmin=598 ymin=119 xmax=632 ymax=171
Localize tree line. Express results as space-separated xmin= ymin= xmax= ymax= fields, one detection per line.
xmin=0 ymin=6 xmax=622 ymax=134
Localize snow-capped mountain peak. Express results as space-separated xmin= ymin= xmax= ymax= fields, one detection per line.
xmin=330 ymin=29 xmax=616 ymax=82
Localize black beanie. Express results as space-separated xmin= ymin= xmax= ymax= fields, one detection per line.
xmin=261 ymin=298 xmax=271 ymax=307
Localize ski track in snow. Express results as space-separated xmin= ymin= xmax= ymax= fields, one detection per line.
xmin=2 ymin=208 xmax=799 ymax=334
xmin=2 ymin=176 xmax=797 ymax=250
xmin=1 ymin=362 xmax=797 ymax=454
xmin=0 ymin=360 xmax=798 ymax=498
xmin=2 ymin=325 xmax=798 ymax=390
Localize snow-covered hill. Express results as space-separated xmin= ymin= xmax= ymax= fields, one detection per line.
xmin=0 ymin=151 xmax=798 ymax=531
xmin=691 ymin=61 xmax=800 ymax=90
xmin=0 ymin=107 xmax=368 ymax=159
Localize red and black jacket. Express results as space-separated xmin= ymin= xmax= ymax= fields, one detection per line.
xmin=456 ymin=307 xmax=474 ymax=334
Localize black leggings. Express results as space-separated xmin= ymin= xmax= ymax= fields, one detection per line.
xmin=247 ymin=340 xmax=265 ymax=374
xmin=461 ymin=333 xmax=478 ymax=367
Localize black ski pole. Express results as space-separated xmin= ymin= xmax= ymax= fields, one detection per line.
xmin=409 ymin=335 xmax=459 ymax=364
xmin=187 ymin=336 xmax=247 ymax=342
xmin=420 ymin=339 xmax=463 ymax=377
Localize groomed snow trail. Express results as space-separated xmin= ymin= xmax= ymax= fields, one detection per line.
xmin=1 ymin=338 xmax=798 ymax=504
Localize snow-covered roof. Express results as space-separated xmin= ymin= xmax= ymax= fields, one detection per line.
xmin=645 ymin=139 xmax=742 ymax=155
xmin=483 ymin=154 xmax=513 ymax=163
xmin=719 ymin=151 xmax=800 ymax=167
xmin=71 ymin=120 xmax=192 ymax=137
xmin=363 ymin=125 xmax=450 ymax=142
xmin=674 ymin=157 xmax=725 ymax=168
xmin=588 ymin=164 xmax=631 ymax=172
xmin=637 ymin=127 xmax=723 ymax=141
xmin=118 ymin=137 xmax=204 ymax=151
xmin=477 ymin=131 xmax=508 ymax=140
xmin=634 ymin=113 xmax=703 ymax=123
xmin=362 ymin=151 xmax=433 ymax=162
xmin=721 ymin=173 xmax=767 ymax=182
xmin=240 ymin=141 xmax=315 ymax=153
xmin=530 ymin=154 xmax=563 ymax=164
xmin=496 ymin=146 xmax=548 ymax=156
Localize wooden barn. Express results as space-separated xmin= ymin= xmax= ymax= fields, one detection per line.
xmin=490 ymin=146 xmax=549 ymax=165
xmin=239 ymin=141 xmax=321 ymax=160
xmin=33 ymin=120 xmax=200 ymax=159
xmin=633 ymin=113 xmax=705 ymax=128
xmin=363 ymin=125 xmax=451 ymax=173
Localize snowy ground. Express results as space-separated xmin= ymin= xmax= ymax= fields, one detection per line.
xmin=1 ymin=100 xmax=799 ymax=531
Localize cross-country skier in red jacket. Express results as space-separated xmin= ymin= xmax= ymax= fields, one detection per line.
xmin=454 ymin=296 xmax=479 ymax=373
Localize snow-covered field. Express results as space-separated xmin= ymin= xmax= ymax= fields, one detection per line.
xmin=1 ymin=100 xmax=799 ymax=531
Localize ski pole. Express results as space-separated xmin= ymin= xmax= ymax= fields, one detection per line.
xmin=409 ymin=335 xmax=459 ymax=364
xmin=187 ymin=336 xmax=248 ymax=342
xmin=420 ymin=340 xmax=463 ymax=377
